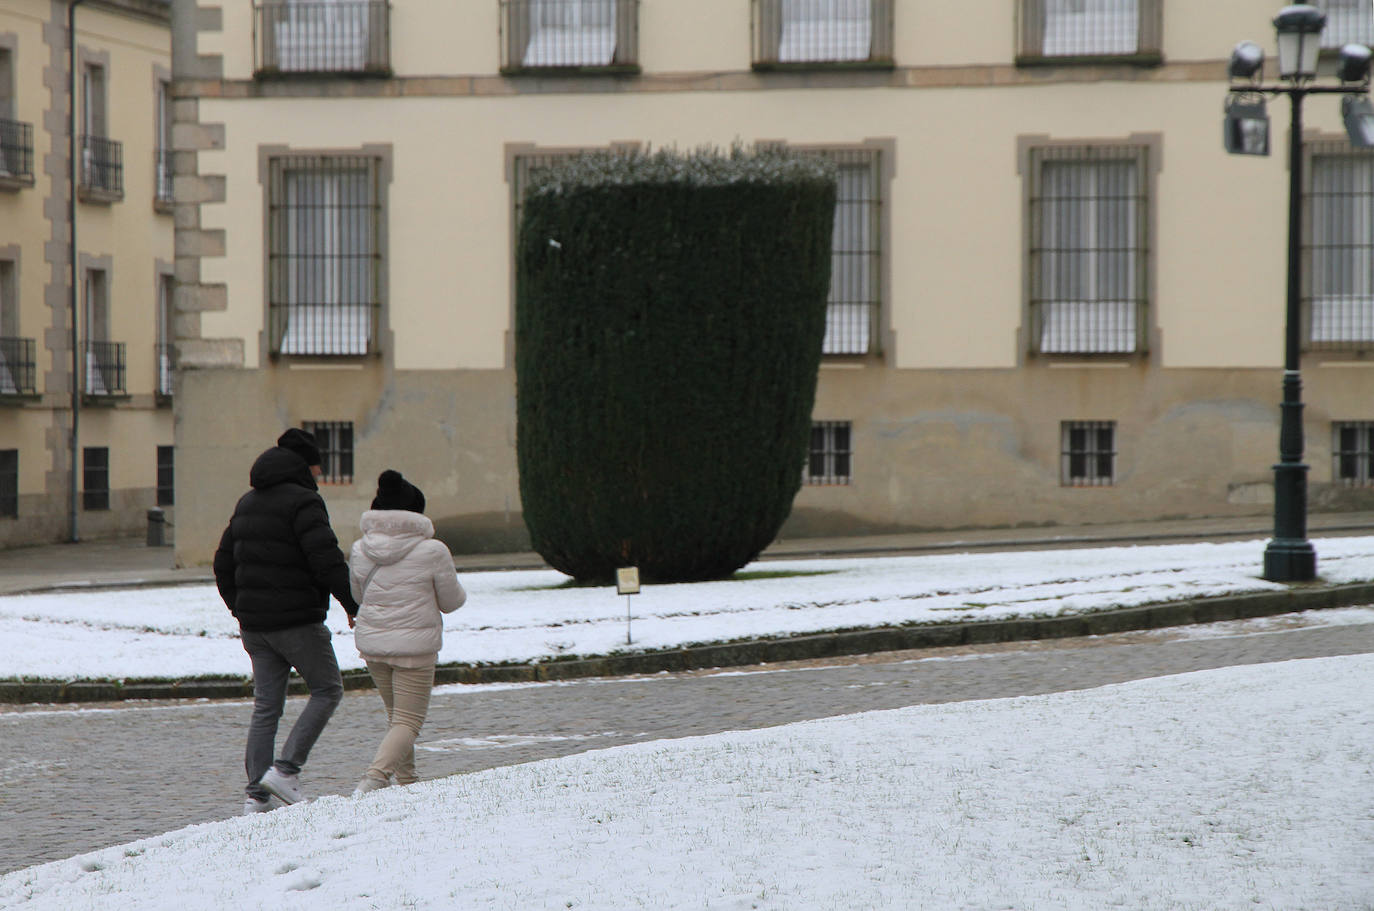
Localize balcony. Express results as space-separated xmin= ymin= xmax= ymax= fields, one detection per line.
xmin=83 ymin=340 xmax=126 ymax=400
xmin=0 ymin=119 xmax=35 ymax=190
xmin=78 ymin=135 xmax=124 ymax=203
xmin=254 ymin=1 xmax=391 ymax=77
xmin=154 ymin=147 xmax=173 ymax=212
xmin=752 ymin=0 xmax=894 ymax=70
xmin=155 ymin=342 xmax=173 ymax=401
xmin=0 ymin=337 xmax=36 ymax=397
xmin=501 ymin=0 xmax=640 ymax=74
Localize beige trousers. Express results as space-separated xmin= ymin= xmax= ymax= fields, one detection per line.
xmin=363 ymin=659 xmax=435 ymax=785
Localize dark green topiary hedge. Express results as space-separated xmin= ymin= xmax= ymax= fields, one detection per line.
xmin=515 ymin=146 xmax=837 ymax=583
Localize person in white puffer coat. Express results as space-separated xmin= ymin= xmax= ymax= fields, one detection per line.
xmin=348 ymin=470 xmax=466 ymax=795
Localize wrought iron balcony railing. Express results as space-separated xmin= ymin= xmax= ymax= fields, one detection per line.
xmin=83 ymin=340 xmax=126 ymax=397
xmin=79 ymin=135 xmax=124 ymax=201
xmin=0 ymin=119 xmax=35 ymax=187
xmin=254 ymin=1 xmax=391 ymax=76
xmin=154 ymin=147 xmax=174 ymax=207
xmin=0 ymin=337 xmax=36 ymax=395
xmin=501 ymin=0 xmax=640 ymax=72
xmin=155 ymin=343 xmax=174 ymax=398
xmin=752 ymin=0 xmax=894 ymax=68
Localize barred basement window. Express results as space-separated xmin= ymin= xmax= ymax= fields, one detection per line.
xmin=1028 ymin=144 xmax=1149 ymax=356
xmin=302 ymin=421 xmax=353 ymax=484
xmin=83 ymin=446 xmax=109 ymax=511
xmin=807 ymin=148 xmax=882 ymax=356
xmin=1306 ymin=143 xmax=1374 ymax=348
xmin=1333 ymin=421 xmax=1374 ymax=486
xmin=806 ymin=420 xmax=852 ymax=484
xmin=267 ymin=155 xmax=381 ymax=356
xmin=0 ymin=449 xmax=15 ymax=518
xmin=1061 ymin=420 xmax=1115 ymax=486
xmin=156 ymin=445 xmax=174 ymax=506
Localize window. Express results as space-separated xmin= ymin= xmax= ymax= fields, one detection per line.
xmin=0 ymin=46 xmax=33 ymax=186
xmin=1017 ymin=0 xmax=1162 ymax=62
xmin=79 ymin=62 xmax=121 ymax=199
xmin=156 ymin=273 xmax=174 ymax=397
xmin=267 ymin=154 xmax=380 ymax=356
xmin=83 ymin=446 xmax=109 ymax=511
xmin=83 ymin=268 xmax=124 ymax=395
xmin=806 ymin=421 xmax=852 ymax=484
xmin=1061 ymin=421 xmax=1115 ymax=486
xmin=154 ymin=79 xmax=173 ymax=205
xmin=156 ymin=445 xmax=174 ymax=506
xmin=302 ymin=421 xmax=353 ymax=483
xmin=1307 ymin=143 xmax=1374 ymax=348
xmin=502 ymin=0 xmax=639 ymax=71
xmin=1027 ymin=144 xmax=1149 ymax=355
xmin=0 ymin=449 xmax=15 ymax=518
xmin=256 ymin=0 xmax=390 ymax=75
xmin=810 ymin=148 xmax=882 ymax=356
xmin=753 ymin=0 xmax=894 ymax=67
xmin=0 ymin=258 xmax=33 ymax=395
xmin=1333 ymin=421 xmax=1374 ymax=485
xmin=1315 ymin=0 xmax=1373 ymax=48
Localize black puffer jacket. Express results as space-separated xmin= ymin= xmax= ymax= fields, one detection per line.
xmin=213 ymin=446 xmax=359 ymax=632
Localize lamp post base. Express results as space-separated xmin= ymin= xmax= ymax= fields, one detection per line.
xmin=1263 ymin=538 xmax=1317 ymax=582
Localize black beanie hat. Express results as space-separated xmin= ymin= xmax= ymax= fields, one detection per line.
xmin=372 ymin=469 xmax=426 ymax=513
xmin=277 ymin=428 xmax=322 ymax=467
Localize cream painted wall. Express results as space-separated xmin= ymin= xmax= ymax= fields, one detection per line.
xmin=78 ymin=407 xmax=171 ymax=491
xmin=0 ymin=413 xmax=52 ymax=495
xmin=201 ymin=68 xmax=1321 ymax=374
xmin=641 ymin=0 xmax=751 ymax=73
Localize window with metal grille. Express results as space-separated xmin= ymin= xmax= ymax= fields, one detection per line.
xmin=255 ymin=1 xmax=391 ymax=75
xmin=154 ymin=80 xmax=172 ymax=205
xmin=267 ymin=155 xmax=380 ymax=356
xmin=806 ymin=420 xmax=852 ymax=484
xmin=156 ymin=273 xmax=174 ymax=398
xmin=156 ymin=445 xmax=174 ymax=506
xmin=0 ymin=449 xmax=15 ymax=518
xmin=1017 ymin=0 xmax=1161 ymax=61
xmin=501 ymin=0 xmax=639 ymax=70
xmin=1061 ymin=421 xmax=1115 ymax=486
xmin=1307 ymin=143 xmax=1374 ymax=348
xmin=302 ymin=421 xmax=353 ymax=483
xmin=807 ymin=148 xmax=882 ymax=356
xmin=1028 ymin=145 xmax=1148 ymax=355
xmin=1314 ymin=0 xmax=1373 ymax=48
xmin=83 ymin=446 xmax=109 ymax=511
xmin=1333 ymin=421 xmax=1374 ymax=485
xmin=0 ymin=259 xmax=34 ymax=395
xmin=752 ymin=0 xmax=894 ymax=66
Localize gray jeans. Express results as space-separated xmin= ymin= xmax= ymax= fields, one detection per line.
xmin=240 ymin=622 xmax=343 ymax=801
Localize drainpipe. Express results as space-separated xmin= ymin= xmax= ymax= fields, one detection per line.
xmin=67 ymin=0 xmax=85 ymax=543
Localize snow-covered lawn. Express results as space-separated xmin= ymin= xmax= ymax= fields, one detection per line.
xmin=1 ymin=654 xmax=1369 ymax=910
xmin=1 ymin=536 xmax=1373 ymax=681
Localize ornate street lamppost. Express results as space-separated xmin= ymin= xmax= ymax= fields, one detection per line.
xmin=1225 ymin=5 xmax=1374 ymax=582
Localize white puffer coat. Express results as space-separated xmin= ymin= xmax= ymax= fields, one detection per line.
xmin=349 ymin=510 xmax=466 ymax=659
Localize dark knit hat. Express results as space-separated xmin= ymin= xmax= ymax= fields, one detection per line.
xmin=372 ymin=469 xmax=426 ymax=513
xmin=276 ymin=427 xmax=322 ymax=467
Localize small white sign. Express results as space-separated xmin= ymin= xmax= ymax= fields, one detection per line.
xmin=616 ymin=566 xmax=640 ymax=595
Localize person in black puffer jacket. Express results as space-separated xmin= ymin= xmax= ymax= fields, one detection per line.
xmin=213 ymin=428 xmax=360 ymax=814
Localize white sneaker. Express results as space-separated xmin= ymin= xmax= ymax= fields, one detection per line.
xmin=351 ymin=775 xmax=390 ymax=797
xmin=259 ymin=767 xmax=304 ymax=805
xmin=243 ymin=796 xmax=272 ymax=816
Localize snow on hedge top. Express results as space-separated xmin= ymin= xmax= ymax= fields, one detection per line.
xmin=524 ymin=146 xmax=838 ymax=198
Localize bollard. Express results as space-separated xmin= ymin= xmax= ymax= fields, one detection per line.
xmin=146 ymin=507 xmax=166 ymax=547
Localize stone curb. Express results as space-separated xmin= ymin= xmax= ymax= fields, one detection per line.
xmin=3 ymin=582 xmax=1372 ymax=705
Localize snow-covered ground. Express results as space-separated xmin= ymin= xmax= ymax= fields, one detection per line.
xmin=1 ymin=654 xmax=1369 ymax=910
xmin=2 ymin=536 xmax=1373 ymax=681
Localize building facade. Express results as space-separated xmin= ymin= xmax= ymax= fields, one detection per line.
xmin=169 ymin=0 xmax=1374 ymax=567
xmin=0 ymin=0 xmax=174 ymax=548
